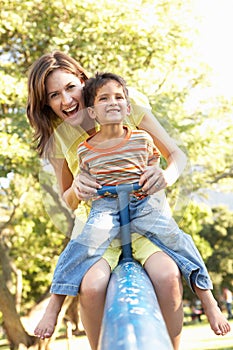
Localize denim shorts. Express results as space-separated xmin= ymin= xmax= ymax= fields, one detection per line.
xmin=103 ymin=233 xmax=161 ymax=270
xmin=50 ymin=192 xmax=212 ymax=296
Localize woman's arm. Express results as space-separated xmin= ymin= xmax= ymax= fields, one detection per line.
xmin=138 ymin=111 xmax=187 ymax=193
xmin=50 ymin=158 xmax=101 ymax=210
xmin=50 ymin=158 xmax=80 ymax=210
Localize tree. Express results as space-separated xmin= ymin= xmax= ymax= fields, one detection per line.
xmin=1 ymin=0 xmax=233 ymax=347
xmin=200 ymin=206 xmax=233 ymax=285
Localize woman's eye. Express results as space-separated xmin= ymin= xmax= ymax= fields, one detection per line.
xmin=50 ymin=92 xmax=59 ymax=99
xmin=67 ymin=84 xmax=76 ymax=90
xmin=68 ymin=84 xmax=81 ymax=91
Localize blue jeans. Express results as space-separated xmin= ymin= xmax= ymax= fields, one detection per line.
xmin=50 ymin=194 xmax=212 ymax=296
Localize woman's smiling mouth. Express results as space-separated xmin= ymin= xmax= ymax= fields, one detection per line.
xmin=63 ymin=104 xmax=79 ymax=117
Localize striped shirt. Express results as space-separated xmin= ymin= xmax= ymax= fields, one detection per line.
xmin=78 ymin=126 xmax=160 ymax=199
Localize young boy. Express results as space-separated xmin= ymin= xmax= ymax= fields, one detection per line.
xmin=35 ymin=72 xmax=230 ymax=340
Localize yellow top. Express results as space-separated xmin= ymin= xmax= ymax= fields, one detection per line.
xmin=51 ymin=88 xmax=152 ymax=222
xmin=53 ymin=87 xmax=152 ymax=176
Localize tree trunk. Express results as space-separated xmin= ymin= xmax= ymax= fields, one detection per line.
xmin=0 ymin=273 xmax=37 ymax=349
xmin=0 ymin=239 xmax=37 ymax=349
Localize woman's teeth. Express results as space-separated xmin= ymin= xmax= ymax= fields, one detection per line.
xmin=64 ymin=105 xmax=77 ymax=113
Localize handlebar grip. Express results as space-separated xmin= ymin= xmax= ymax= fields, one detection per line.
xmin=97 ymin=182 xmax=141 ymax=196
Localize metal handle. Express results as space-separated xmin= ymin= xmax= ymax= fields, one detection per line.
xmin=97 ymin=183 xmax=141 ymax=260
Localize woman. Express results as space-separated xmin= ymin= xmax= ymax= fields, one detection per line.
xmin=27 ymin=50 xmax=187 ymax=350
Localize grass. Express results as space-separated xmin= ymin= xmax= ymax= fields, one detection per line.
xmin=1 ymin=318 xmax=232 ymax=349
xmin=180 ymin=318 xmax=233 ymax=350
xmin=49 ymin=318 xmax=233 ymax=350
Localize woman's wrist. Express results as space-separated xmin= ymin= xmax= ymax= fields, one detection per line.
xmin=164 ymin=150 xmax=187 ymax=186
xmin=62 ymin=185 xmax=80 ymax=210
xmin=163 ymin=167 xmax=177 ymax=186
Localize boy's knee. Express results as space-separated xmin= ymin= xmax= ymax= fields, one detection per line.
xmin=157 ymin=267 xmax=181 ymax=288
xmin=80 ymin=276 xmax=109 ymax=299
xmin=80 ymin=260 xmax=111 ymax=300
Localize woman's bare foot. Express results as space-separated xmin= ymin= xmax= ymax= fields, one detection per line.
xmin=34 ymin=294 xmax=66 ymax=339
xmin=195 ymin=288 xmax=231 ymax=336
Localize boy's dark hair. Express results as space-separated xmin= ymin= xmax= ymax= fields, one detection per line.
xmin=83 ymin=72 xmax=129 ymax=107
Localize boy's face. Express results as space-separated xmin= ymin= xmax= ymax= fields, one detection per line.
xmin=88 ymin=80 xmax=130 ymax=125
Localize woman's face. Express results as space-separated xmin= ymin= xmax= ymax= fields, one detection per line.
xmin=46 ymin=68 xmax=86 ymax=124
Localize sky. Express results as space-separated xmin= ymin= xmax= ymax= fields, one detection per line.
xmin=192 ymin=0 xmax=233 ymax=97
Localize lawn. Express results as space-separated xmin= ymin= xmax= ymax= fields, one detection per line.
xmin=180 ymin=319 xmax=233 ymax=350
xmin=1 ymin=318 xmax=232 ymax=349
xmin=47 ymin=319 xmax=233 ymax=350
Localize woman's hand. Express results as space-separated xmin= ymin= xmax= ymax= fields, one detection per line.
xmin=72 ymin=172 xmax=102 ymax=201
xmin=139 ymin=166 xmax=168 ymax=195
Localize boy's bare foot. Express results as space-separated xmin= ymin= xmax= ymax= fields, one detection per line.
xmin=34 ymin=294 xmax=66 ymax=339
xmin=203 ymin=301 xmax=231 ymax=336
xmin=34 ymin=311 xmax=58 ymax=339
xmin=195 ymin=288 xmax=231 ymax=336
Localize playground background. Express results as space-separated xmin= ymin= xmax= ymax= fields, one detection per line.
xmin=1 ymin=0 xmax=233 ymax=348
xmin=41 ymin=319 xmax=233 ymax=350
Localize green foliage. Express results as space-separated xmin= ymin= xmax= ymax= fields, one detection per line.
xmin=177 ymin=200 xmax=213 ymax=260
xmin=0 ymin=116 xmax=37 ymax=178
xmin=0 ymin=170 xmax=66 ymax=307
xmin=0 ymin=0 xmax=233 ymax=320
xmin=199 ymin=206 xmax=233 ymax=282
